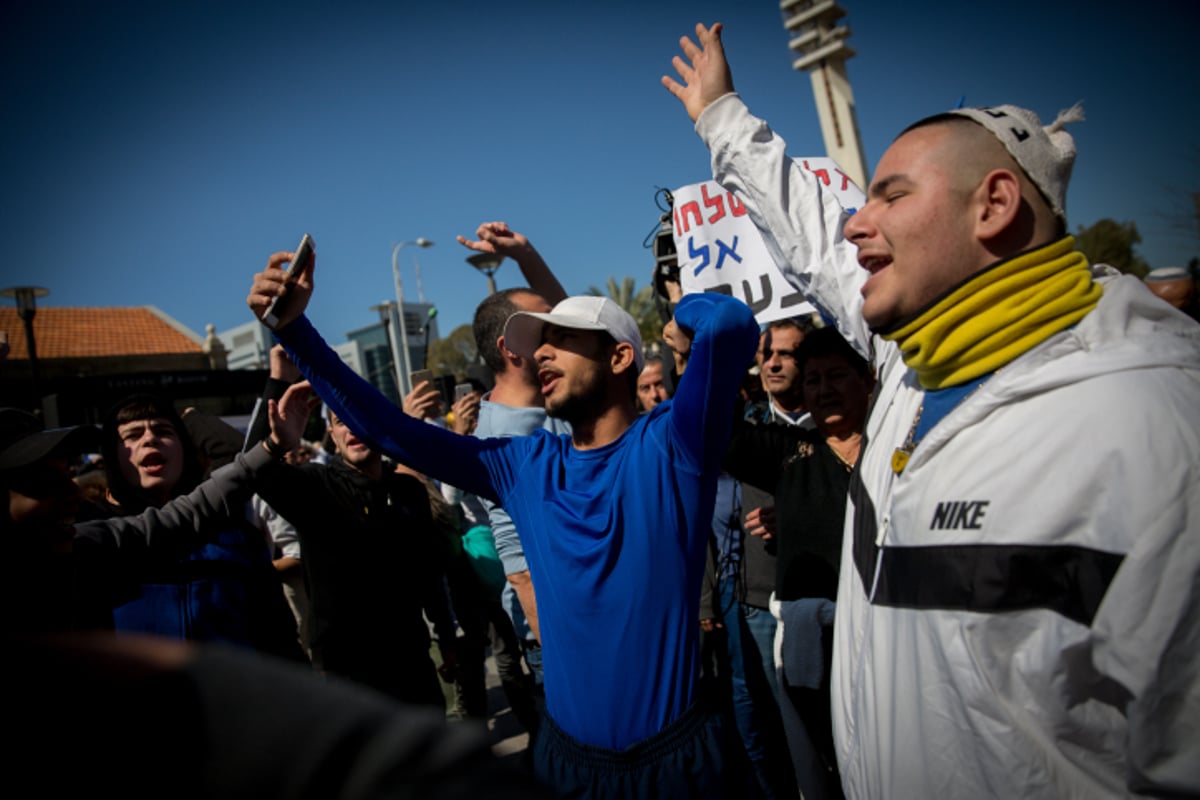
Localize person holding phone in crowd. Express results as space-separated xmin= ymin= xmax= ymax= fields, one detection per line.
xmin=248 ymin=235 xmax=760 ymax=796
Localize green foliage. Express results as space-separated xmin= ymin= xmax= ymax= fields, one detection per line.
xmin=426 ymin=324 xmax=478 ymax=380
xmin=1075 ymin=219 xmax=1149 ymax=278
xmin=587 ymin=276 xmax=662 ymax=353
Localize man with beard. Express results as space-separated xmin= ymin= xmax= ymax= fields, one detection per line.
xmin=248 ymin=246 xmax=759 ymax=797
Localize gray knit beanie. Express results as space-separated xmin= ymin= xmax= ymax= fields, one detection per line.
xmin=944 ymin=103 xmax=1085 ymax=224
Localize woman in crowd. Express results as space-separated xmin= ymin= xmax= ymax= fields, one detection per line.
xmin=724 ymin=327 xmax=873 ymax=800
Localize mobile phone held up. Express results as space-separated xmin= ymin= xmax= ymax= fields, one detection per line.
xmin=409 ymin=369 xmax=435 ymax=396
xmin=263 ymin=233 xmax=315 ymax=329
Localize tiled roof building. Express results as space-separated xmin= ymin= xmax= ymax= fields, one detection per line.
xmin=1 ymin=306 xmax=203 ymax=360
xmin=0 ymin=306 xmax=263 ymax=425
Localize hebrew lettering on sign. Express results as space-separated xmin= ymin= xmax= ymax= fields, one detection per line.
xmin=674 ymin=160 xmax=864 ymax=323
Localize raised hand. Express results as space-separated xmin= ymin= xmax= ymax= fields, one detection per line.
xmin=456 ymin=221 xmax=531 ymax=260
xmin=403 ymin=381 xmax=442 ymax=420
xmin=662 ymin=316 xmax=692 ymax=358
xmin=267 ymin=380 xmax=320 ymax=454
xmin=456 ymin=220 xmax=567 ymax=304
xmin=450 ymin=391 xmax=481 ymax=435
xmin=268 ymin=344 xmax=301 ymax=383
xmin=248 ymin=250 xmax=315 ymax=330
xmin=661 ymin=22 xmax=735 ymax=123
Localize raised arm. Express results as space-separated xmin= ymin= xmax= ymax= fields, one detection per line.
xmin=456 ymin=221 xmax=568 ymax=305
xmin=243 ymin=345 xmax=301 ymax=453
xmin=75 ymin=446 xmax=270 ymax=550
xmin=247 ymin=250 xmax=505 ymax=502
xmin=664 ymin=23 xmax=872 ymax=357
xmin=75 ymin=381 xmax=317 ymax=549
xmin=668 ymin=292 xmax=759 ymax=475
xmin=660 ymin=22 xmax=735 ymax=124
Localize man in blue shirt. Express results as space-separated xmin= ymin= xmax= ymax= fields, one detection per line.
xmin=249 ymin=250 xmax=759 ymax=797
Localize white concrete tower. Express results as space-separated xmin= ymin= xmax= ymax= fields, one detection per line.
xmin=781 ymin=0 xmax=869 ymax=190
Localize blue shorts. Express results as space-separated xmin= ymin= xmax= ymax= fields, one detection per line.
xmin=532 ymin=701 xmax=751 ymax=798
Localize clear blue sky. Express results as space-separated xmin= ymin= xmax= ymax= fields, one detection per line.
xmin=2 ymin=0 xmax=1197 ymax=344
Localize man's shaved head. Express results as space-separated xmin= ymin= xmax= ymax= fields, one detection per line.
xmin=904 ymin=115 xmax=1064 ymax=242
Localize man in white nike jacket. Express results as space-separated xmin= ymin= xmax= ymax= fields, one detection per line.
xmin=664 ymin=22 xmax=1200 ymax=799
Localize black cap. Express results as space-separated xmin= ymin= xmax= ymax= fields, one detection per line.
xmin=0 ymin=409 xmax=100 ymax=470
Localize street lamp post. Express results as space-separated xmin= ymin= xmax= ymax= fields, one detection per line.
xmin=466 ymin=252 xmax=504 ymax=296
xmin=1 ymin=285 xmax=50 ymax=412
xmin=421 ymin=307 xmax=438 ymax=371
xmin=369 ymin=300 xmax=400 ymax=404
xmin=391 ymin=238 xmax=433 ymax=398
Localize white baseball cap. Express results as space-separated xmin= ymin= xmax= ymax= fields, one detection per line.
xmin=503 ymin=295 xmax=645 ymax=372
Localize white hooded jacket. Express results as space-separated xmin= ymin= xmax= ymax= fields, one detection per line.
xmin=697 ymin=93 xmax=1200 ymax=798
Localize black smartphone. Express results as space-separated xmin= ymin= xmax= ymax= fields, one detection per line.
xmin=263 ymin=233 xmax=315 ymax=329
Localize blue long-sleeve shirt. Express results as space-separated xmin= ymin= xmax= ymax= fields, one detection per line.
xmin=278 ymin=292 xmax=758 ymax=748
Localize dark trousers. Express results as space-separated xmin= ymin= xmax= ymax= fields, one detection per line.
xmin=532 ymin=702 xmax=753 ymax=799
xmin=455 ymin=593 xmax=541 ymax=734
xmin=321 ymin=647 xmax=444 ymax=710
xmin=489 ymin=606 xmax=542 ymax=736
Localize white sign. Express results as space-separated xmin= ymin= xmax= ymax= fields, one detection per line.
xmin=674 ymin=157 xmax=865 ymax=324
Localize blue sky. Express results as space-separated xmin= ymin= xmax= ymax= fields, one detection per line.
xmin=2 ymin=0 xmax=1197 ymax=344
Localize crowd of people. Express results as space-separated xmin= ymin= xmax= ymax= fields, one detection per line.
xmin=4 ymin=20 xmax=1198 ymax=800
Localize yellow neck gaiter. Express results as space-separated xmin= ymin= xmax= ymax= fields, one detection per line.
xmin=879 ymin=236 xmax=1103 ymax=390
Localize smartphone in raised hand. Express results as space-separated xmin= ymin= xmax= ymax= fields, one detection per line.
xmin=263 ymin=233 xmax=315 ymax=329
xmin=409 ymin=369 xmax=436 ymax=396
